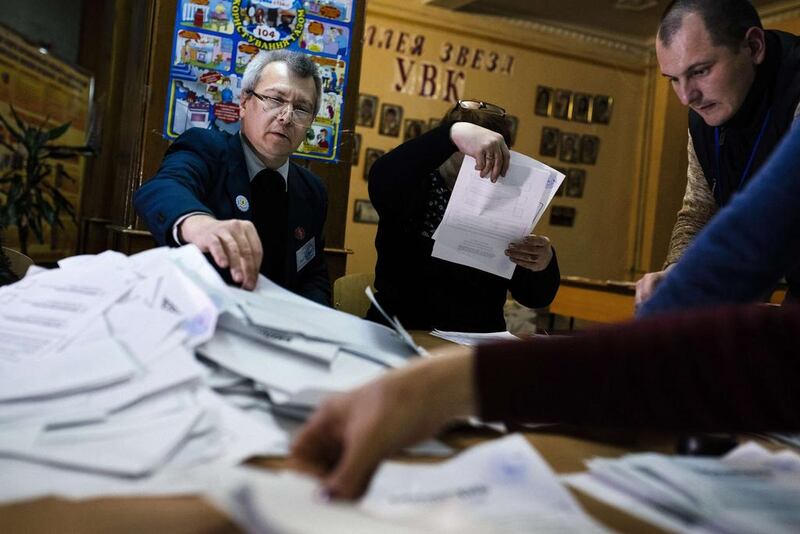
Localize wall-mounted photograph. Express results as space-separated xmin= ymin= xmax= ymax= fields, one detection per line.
xmin=534 ymin=86 xmax=552 ymax=117
xmin=403 ymin=119 xmax=426 ymax=141
xmin=350 ymin=133 xmax=361 ymax=166
xmin=357 ymin=94 xmax=378 ymax=127
xmin=379 ymin=103 xmax=403 ymax=137
xmin=554 ymin=168 xmax=568 ymax=196
xmin=591 ymin=95 xmax=613 ymax=124
xmin=552 ymin=89 xmax=572 ymax=120
xmin=540 ymin=127 xmax=560 ymax=157
xmin=507 ymin=115 xmax=519 ymax=146
xmin=354 ymin=199 xmax=380 ymax=224
xmin=570 ymin=93 xmax=591 ymax=123
xmin=566 ymin=168 xmax=586 ymax=198
xmin=559 ymin=132 xmax=580 ymax=163
xmin=580 ymin=135 xmax=600 ymax=165
xmin=549 ymin=205 xmax=576 ymax=227
xmin=363 ymin=147 xmax=384 ymax=181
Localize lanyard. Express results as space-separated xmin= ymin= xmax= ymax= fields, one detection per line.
xmin=713 ymin=107 xmax=772 ymax=204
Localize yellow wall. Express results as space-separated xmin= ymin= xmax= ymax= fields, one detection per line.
xmin=346 ymin=1 xmax=651 ymax=280
xmin=344 ymin=1 xmax=800 ymax=281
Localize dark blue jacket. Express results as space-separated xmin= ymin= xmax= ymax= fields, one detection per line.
xmin=134 ymin=128 xmax=330 ymax=305
xmin=640 ymin=124 xmax=800 ymax=317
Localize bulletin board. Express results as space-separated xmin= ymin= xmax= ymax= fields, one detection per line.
xmin=163 ymin=0 xmax=356 ymax=162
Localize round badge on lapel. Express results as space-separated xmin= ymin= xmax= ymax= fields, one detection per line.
xmin=294 ymin=226 xmax=306 ymax=240
xmin=235 ymin=195 xmax=250 ymax=212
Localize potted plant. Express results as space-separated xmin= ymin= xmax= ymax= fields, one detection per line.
xmin=0 ymin=106 xmax=90 ymax=256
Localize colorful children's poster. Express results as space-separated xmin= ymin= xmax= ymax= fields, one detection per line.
xmin=163 ymin=0 xmax=358 ymax=162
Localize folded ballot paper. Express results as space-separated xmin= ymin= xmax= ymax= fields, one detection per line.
xmin=432 ymin=152 xmax=564 ymax=279
xmin=206 ymin=434 xmax=609 ymax=534
xmin=563 ymin=441 xmax=800 ymax=533
xmin=0 ymin=245 xmax=419 ymax=504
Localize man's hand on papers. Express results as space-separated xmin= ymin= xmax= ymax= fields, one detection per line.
xmin=289 ymin=346 xmax=477 ymax=499
xmin=635 ymin=264 xmax=675 ymax=307
xmin=180 ymin=214 xmax=263 ymax=290
xmin=506 ymin=234 xmax=553 ymax=272
xmin=449 ymin=122 xmax=510 ymax=182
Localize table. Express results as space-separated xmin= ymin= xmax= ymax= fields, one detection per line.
xmin=0 ymin=334 xmax=686 ymax=533
xmin=549 ymin=275 xmax=788 ymax=326
xmin=0 ymin=430 xmax=679 ymax=534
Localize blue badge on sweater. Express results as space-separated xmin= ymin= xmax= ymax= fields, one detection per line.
xmin=235 ymin=195 xmax=249 ymax=212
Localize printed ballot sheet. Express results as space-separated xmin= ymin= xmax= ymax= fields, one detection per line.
xmin=432 ymin=152 xmax=564 ymax=279
xmin=206 ymin=434 xmax=609 ymax=534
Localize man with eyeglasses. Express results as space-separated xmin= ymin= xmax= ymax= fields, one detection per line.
xmin=135 ymin=50 xmax=331 ymax=304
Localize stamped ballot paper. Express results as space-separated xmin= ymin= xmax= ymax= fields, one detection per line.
xmin=432 ymin=153 xmax=564 ymax=279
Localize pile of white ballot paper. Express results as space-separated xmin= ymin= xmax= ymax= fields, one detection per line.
xmin=3 ymin=245 xmax=800 ymax=534
xmin=206 ymin=434 xmax=609 ymax=534
xmin=0 ymin=245 xmax=418 ymax=504
xmin=564 ymin=441 xmax=800 ymax=533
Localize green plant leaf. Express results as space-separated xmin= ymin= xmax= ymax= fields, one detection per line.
xmin=7 ymin=106 xmax=28 ymax=140
xmin=0 ymin=115 xmax=23 ymax=144
xmin=46 ymin=122 xmax=71 ymax=142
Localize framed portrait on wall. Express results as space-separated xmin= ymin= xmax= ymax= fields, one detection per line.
xmin=534 ymin=86 xmax=552 ymax=117
xmin=357 ymin=94 xmax=378 ymax=127
xmin=540 ymin=127 xmax=560 ymax=157
xmin=591 ymin=95 xmax=613 ymax=124
xmin=379 ymin=103 xmax=403 ymax=137
xmin=580 ymin=135 xmax=600 ymax=165
xmin=552 ymin=89 xmax=572 ymax=120
xmin=363 ymin=148 xmax=385 ymax=181
xmin=559 ymin=132 xmax=580 ymax=162
xmin=549 ymin=206 xmax=576 ymax=227
xmin=507 ymin=115 xmax=519 ymax=146
xmin=566 ymin=168 xmax=586 ymax=198
xmin=354 ymin=199 xmax=380 ymax=224
xmin=350 ymin=133 xmax=361 ymax=166
xmin=403 ymin=119 xmax=426 ymax=141
xmin=570 ymin=93 xmax=591 ymax=122
xmin=554 ymin=168 xmax=568 ymax=196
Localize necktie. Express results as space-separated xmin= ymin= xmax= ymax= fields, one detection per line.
xmin=250 ymin=168 xmax=288 ymax=285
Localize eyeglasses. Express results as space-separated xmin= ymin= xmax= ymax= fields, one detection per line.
xmin=455 ymin=100 xmax=506 ymax=116
xmin=247 ymin=90 xmax=315 ymax=126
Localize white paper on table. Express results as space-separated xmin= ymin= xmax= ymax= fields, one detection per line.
xmin=362 ymin=434 xmax=608 ymax=532
xmin=0 ymin=263 xmax=137 ymax=362
xmin=0 ymin=407 xmax=203 ymax=477
xmin=432 ymin=152 xmax=564 ymax=279
xmin=0 ymin=336 xmax=136 ymax=402
xmin=231 ymin=285 xmax=415 ymax=368
xmin=430 ymin=329 xmax=519 ymax=346
xmin=198 ymin=329 xmax=386 ymax=399
xmin=564 ymin=441 xmax=800 ymax=534
xmin=364 ymin=287 xmax=426 ymax=356
xmin=205 ymin=435 xmax=607 ymax=534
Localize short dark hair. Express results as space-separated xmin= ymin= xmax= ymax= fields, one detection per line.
xmin=658 ymin=0 xmax=762 ymax=51
xmin=443 ymin=105 xmax=513 ymax=147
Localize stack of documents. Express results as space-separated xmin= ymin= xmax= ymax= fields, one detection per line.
xmin=564 ymin=441 xmax=800 ymax=533
xmin=0 ymin=245 xmax=418 ymax=504
xmin=206 ymin=434 xmax=609 ymax=533
xmin=431 ymin=329 xmax=519 ymax=346
xmin=432 ymin=152 xmax=564 ymax=278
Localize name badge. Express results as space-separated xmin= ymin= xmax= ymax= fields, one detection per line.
xmin=296 ymin=237 xmax=315 ymax=272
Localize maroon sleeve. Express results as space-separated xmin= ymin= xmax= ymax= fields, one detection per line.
xmin=475 ymin=305 xmax=800 ymax=432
